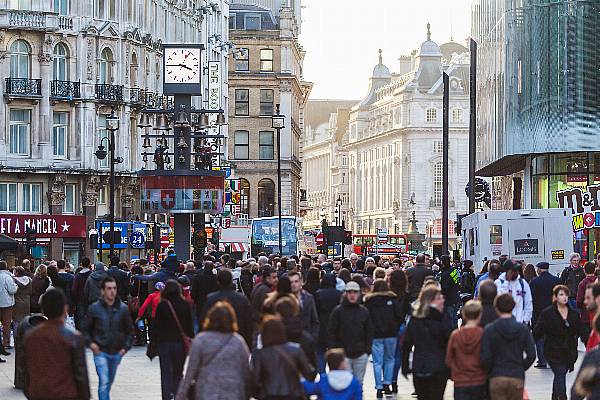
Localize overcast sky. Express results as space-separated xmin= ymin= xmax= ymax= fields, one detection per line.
xmin=300 ymin=0 xmax=473 ymax=100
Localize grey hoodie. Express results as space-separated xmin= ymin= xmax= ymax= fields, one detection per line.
xmin=83 ymin=264 xmax=109 ymax=305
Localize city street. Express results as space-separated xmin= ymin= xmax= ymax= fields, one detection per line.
xmin=0 ymin=345 xmax=584 ymax=399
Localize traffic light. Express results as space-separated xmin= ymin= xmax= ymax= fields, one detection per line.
xmin=25 ymin=228 xmax=36 ymax=254
xmin=343 ymin=230 xmax=353 ymax=245
xmin=192 ymin=226 xmax=207 ymax=248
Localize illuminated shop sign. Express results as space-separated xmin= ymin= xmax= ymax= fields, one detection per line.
xmin=557 ymin=185 xmax=600 ymax=231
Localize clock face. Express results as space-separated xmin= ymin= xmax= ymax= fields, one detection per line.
xmin=164 ymin=48 xmax=201 ymax=84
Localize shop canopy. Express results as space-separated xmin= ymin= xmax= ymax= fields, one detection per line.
xmin=0 ymin=233 xmax=18 ymax=251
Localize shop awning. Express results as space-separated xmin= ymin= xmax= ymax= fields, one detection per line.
xmin=0 ymin=234 xmax=18 ymax=251
xmin=476 ymin=154 xmax=527 ymax=177
xmin=230 ymin=242 xmax=250 ymax=253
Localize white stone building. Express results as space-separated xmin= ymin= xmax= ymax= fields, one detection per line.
xmin=0 ymin=0 xmax=229 ymax=263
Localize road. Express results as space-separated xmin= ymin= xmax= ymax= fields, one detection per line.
xmin=0 ymin=345 xmax=583 ymax=399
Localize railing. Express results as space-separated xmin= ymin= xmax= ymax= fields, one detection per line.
xmin=129 ymin=87 xmax=145 ymax=105
xmin=50 ymin=80 xmax=80 ymax=99
xmin=95 ymin=84 xmax=123 ymax=103
xmin=4 ymin=78 xmax=42 ymax=96
xmin=0 ymin=10 xmax=58 ymax=30
xmin=58 ymin=15 xmax=73 ymax=30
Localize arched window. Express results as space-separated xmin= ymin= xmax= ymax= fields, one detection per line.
xmin=433 ymin=162 xmax=443 ymax=207
xmin=10 ymin=40 xmax=31 ymax=79
xmin=99 ymin=48 xmax=113 ymax=84
xmin=53 ymin=43 xmax=69 ymax=81
xmin=130 ymin=52 xmax=138 ymax=86
xmin=258 ymin=179 xmax=275 ymax=217
xmin=239 ymin=178 xmax=250 ymax=217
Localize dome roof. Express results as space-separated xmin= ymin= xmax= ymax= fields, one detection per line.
xmin=417 ymin=23 xmax=442 ymax=58
xmin=372 ymin=49 xmax=391 ymax=78
xmin=440 ymin=41 xmax=468 ymax=62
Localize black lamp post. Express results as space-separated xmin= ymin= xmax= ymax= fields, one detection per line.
xmin=95 ymin=108 xmax=122 ymax=258
xmin=271 ymin=104 xmax=285 ymax=256
xmin=335 ymin=195 xmax=342 ymax=226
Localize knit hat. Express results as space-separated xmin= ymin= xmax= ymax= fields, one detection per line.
xmin=345 ymin=281 xmax=361 ymax=292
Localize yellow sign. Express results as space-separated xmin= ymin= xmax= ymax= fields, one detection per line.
xmin=551 ymin=250 xmax=565 ymax=260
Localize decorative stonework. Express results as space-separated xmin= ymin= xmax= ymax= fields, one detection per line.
xmin=119 ymin=177 xmax=139 ymax=210
xmin=86 ymin=37 xmax=94 ymax=80
xmin=48 ymin=174 xmax=67 ymax=206
xmin=82 ymin=175 xmax=102 ymax=207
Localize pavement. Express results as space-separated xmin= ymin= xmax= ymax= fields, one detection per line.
xmin=0 ymin=345 xmax=583 ymax=399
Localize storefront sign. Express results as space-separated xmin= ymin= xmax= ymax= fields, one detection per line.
xmin=551 ymin=249 xmax=565 ymax=260
xmin=514 ymin=239 xmax=539 ymax=255
xmin=141 ymin=175 xmax=224 ymax=214
xmin=557 ymin=185 xmax=600 ymax=231
xmin=0 ymin=214 xmax=86 ymax=238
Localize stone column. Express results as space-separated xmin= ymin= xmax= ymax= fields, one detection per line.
xmin=82 ymin=175 xmax=102 ymax=260
xmin=38 ymin=34 xmax=53 ymax=160
xmin=48 ymin=175 xmax=66 ymax=261
xmin=120 ymin=177 xmax=139 ymax=262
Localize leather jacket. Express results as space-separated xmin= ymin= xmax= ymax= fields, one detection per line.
xmin=251 ymin=343 xmax=316 ymax=399
xmin=82 ymin=298 xmax=134 ymax=354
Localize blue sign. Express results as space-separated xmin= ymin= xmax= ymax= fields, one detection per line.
xmin=96 ymin=222 xmax=148 ymax=250
xmin=129 ymin=231 xmax=145 ymax=249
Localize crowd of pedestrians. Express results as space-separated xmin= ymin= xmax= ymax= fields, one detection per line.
xmin=1 ymin=249 xmax=600 ymax=399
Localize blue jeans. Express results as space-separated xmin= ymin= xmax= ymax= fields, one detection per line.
xmin=317 ymin=343 xmax=327 ymax=374
xmin=454 ymin=384 xmax=487 ymax=400
xmin=372 ymin=337 xmax=397 ymax=389
xmin=93 ymin=351 xmax=122 ymax=400
xmin=158 ymin=341 xmax=187 ymax=400
xmin=549 ymin=361 xmax=569 ymax=400
xmin=392 ymin=324 xmax=406 ymax=383
xmin=535 ymin=337 xmax=547 ymax=366
xmin=445 ymin=303 xmax=459 ymax=329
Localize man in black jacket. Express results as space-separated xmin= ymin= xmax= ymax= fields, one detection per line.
xmin=190 ymin=261 xmax=219 ymax=319
xmin=328 ymin=281 xmax=373 ymax=385
xmin=406 ymin=254 xmax=433 ymax=302
xmin=83 ymin=277 xmax=134 ymax=400
xmin=529 ymin=261 xmax=560 ymax=368
xmin=107 ymin=256 xmax=130 ymax=303
xmin=201 ymin=268 xmax=253 ymax=347
xmin=481 ymin=293 xmax=536 ymax=400
xmin=250 ymin=267 xmax=278 ymax=324
xmin=561 ymin=252 xmax=585 ymax=311
xmin=289 ymin=271 xmax=320 ymax=340
xmin=314 ymin=273 xmax=342 ymax=373
xmin=439 ymin=255 xmax=461 ymax=328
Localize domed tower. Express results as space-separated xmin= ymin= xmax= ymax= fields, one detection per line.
xmin=358 ymin=49 xmax=392 ymax=106
xmin=414 ymin=23 xmax=443 ymax=91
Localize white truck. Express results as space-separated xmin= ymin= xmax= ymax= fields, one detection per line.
xmin=461 ymin=209 xmax=573 ymax=274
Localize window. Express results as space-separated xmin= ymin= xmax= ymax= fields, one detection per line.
xmin=98 ymin=186 xmax=106 ymax=205
xmin=258 ymin=179 xmax=275 ymax=217
xmin=22 ymin=183 xmax=41 ymax=213
xmin=9 ymin=109 xmax=30 ymax=155
xmin=52 ymin=112 xmax=68 ymax=158
xmin=8 ymin=0 xmax=31 ymax=9
xmin=260 ymin=89 xmax=274 ymax=115
xmin=10 ymin=40 xmax=31 ymax=79
xmin=235 ymin=89 xmax=249 ymax=116
xmin=259 ymin=131 xmax=274 ymax=160
xmin=0 ymin=184 xmax=17 ymax=212
xmin=54 ymin=0 xmax=68 ymax=14
xmin=426 ymin=108 xmax=437 ymax=123
xmin=234 ymin=131 xmax=249 ymax=160
xmin=433 ymin=162 xmax=443 ymax=207
xmin=98 ymin=115 xmax=108 ymax=168
xmin=229 ymin=13 xmax=236 ymax=29
xmin=260 ymin=49 xmax=273 ymax=71
xmin=53 ymin=43 xmax=69 ymax=81
xmin=239 ymin=178 xmax=250 ymax=217
xmin=452 ymin=108 xmax=463 ymax=123
xmin=244 ymin=15 xmax=260 ymax=30
xmin=97 ymin=0 xmax=116 ymax=19
xmin=235 ymin=48 xmax=249 ymax=71
xmin=433 ymin=141 xmax=443 ymax=153
xmin=99 ymin=48 xmax=113 ymax=84
xmin=63 ymin=183 xmax=75 ymax=214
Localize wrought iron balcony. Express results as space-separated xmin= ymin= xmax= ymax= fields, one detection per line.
xmin=58 ymin=15 xmax=73 ymax=30
xmin=129 ymin=87 xmax=145 ymax=106
xmin=50 ymin=80 xmax=80 ymax=100
xmin=95 ymin=84 xmax=123 ymax=104
xmin=4 ymin=78 xmax=42 ymax=97
xmin=0 ymin=10 xmax=59 ymax=30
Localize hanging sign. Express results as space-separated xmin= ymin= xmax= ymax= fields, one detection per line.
xmin=557 ymin=185 xmax=600 ymax=232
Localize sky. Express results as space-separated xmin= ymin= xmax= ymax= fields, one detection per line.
xmin=299 ymin=0 xmax=473 ymax=100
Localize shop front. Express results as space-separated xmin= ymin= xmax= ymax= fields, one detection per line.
xmin=531 ymin=152 xmax=600 ymax=260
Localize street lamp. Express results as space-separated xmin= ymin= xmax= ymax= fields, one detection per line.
xmin=335 ymin=195 xmax=342 ymax=226
xmin=272 ymin=104 xmax=285 ymax=256
xmin=95 ymin=108 xmax=123 ymax=258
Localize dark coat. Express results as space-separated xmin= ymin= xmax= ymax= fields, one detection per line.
xmin=299 ymin=290 xmax=320 ymax=340
xmin=71 ymin=269 xmax=92 ymax=305
xmin=571 ymin=347 xmax=600 ymax=400
xmin=107 ymin=266 xmax=130 ymax=302
xmin=314 ymin=276 xmax=342 ymax=346
xmin=134 ymin=267 xmax=177 ymax=284
xmin=530 ymin=271 xmax=561 ymax=323
xmin=533 ymin=304 xmax=585 ymax=368
xmin=30 ymin=276 xmax=50 ymax=313
xmin=82 ymin=298 xmax=134 ymax=354
xmin=439 ymin=267 xmax=461 ymax=306
xmin=250 ymin=282 xmax=273 ymax=323
xmin=202 ymin=288 xmax=253 ymax=347
xmin=561 ymin=266 xmax=586 ymax=299
xmin=328 ymin=298 xmax=373 ymax=358
xmin=479 ymin=301 xmax=499 ymax=328
xmin=191 ymin=267 xmax=219 ymax=314
xmin=283 ymin=316 xmax=317 ymax=368
xmin=405 ymin=265 xmax=434 ymax=302
xmin=83 ymin=269 xmax=110 ymax=306
xmin=154 ymin=298 xmax=194 ymax=343
xmin=402 ymin=307 xmax=452 ymax=376
xmin=364 ymin=291 xmax=405 ymax=338
xmin=251 ymin=343 xmax=316 ymax=399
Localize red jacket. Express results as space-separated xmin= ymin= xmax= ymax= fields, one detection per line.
xmin=577 ymin=275 xmax=597 ymax=325
xmin=138 ymin=291 xmax=161 ymax=318
xmin=587 ymin=330 xmax=600 ymax=352
xmin=445 ymin=325 xmax=487 ymax=387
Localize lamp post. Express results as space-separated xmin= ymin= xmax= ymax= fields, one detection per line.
xmin=272 ymin=104 xmax=285 ymax=256
xmin=335 ymin=195 xmax=342 ymax=226
xmin=95 ymin=108 xmax=122 ymax=258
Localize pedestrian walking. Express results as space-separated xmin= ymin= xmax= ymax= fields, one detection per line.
xmin=153 ymin=280 xmax=194 ymax=400
xmin=289 ymin=271 xmax=320 ymax=340
xmin=478 ymin=280 xmax=499 ymax=327
xmin=82 ymin=276 xmax=134 ymax=400
xmin=30 ymin=264 xmax=50 ymax=314
xmin=107 ymin=256 xmax=130 ymax=303
xmin=481 ymin=293 xmax=536 ymax=400
xmin=12 ymin=266 xmax=31 ymax=340
xmin=364 ymin=279 xmax=405 ymax=398
xmin=24 ymin=288 xmax=90 ymax=400
xmin=83 ymin=262 xmax=110 ymax=310
xmin=176 ymin=301 xmax=250 ymax=400
xmin=251 ymin=315 xmax=316 ymax=400
xmin=402 ymin=284 xmax=452 ymax=400
xmin=495 ymin=259 xmax=533 ymax=324
xmin=303 ymin=348 xmax=363 ymax=400
xmin=275 ymin=296 xmax=317 ymax=368
xmin=0 ymin=261 xmax=17 ymax=351
xmin=533 ymin=285 xmax=586 ymax=400
xmin=561 ymin=252 xmax=585 ymax=311
xmin=523 ymin=263 xmax=537 ymax=284
xmin=446 ymin=300 xmax=487 ymax=400
xmin=315 ymin=273 xmax=342 ymax=373
xmin=328 ymin=281 xmax=373 ymax=385
xmin=572 ymin=331 xmax=600 ymax=400
xmin=459 ymin=260 xmax=477 ymax=298
xmin=388 ymin=268 xmax=409 ymax=394
xmin=57 ymin=259 xmax=74 ymax=307
xmin=405 ymin=254 xmax=434 ymax=302
xmin=529 ymin=261 xmax=561 ymax=368
xmin=577 ymin=262 xmax=597 ymax=339
xmin=439 ymin=255 xmax=461 ymax=328
xmin=584 ymin=282 xmax=600 ymax=351
xmin=71 ymin=257 xmax=93 ymax=330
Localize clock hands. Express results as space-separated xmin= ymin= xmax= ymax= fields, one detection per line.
xmin=166 ymin=63 xmax=194 ymax=71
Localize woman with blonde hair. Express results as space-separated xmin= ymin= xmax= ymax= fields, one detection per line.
xmin=30 ymin=264 xmax=49 ymax=314
xmin=402 ymin=285 xmax=452 ymax=399
xmin=176 ymin=301 xmax=250 ymax=400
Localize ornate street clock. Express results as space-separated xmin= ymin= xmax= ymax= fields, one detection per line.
xmin=162 ymin=44 xmax=204 ymax=95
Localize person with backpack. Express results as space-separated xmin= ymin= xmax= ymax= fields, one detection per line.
xmin=303 ymin=348 xmax=363 ymax=400
xmin=459 ymin=260 xmax=477 ymax=298
xmin=495 ymin=260 xmax=533 ymax=324
xmin=439 ymin=255 xmax=461 ymax=328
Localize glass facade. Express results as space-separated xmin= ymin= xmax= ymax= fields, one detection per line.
xmin=472 ymin=1 xmax=600 ymax=172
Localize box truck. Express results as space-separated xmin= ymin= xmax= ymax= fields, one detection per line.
xmin=461 ymin=209 xmax=573 ymax=275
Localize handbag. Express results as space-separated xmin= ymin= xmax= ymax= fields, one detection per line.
xmin=165 ymin=300 xmax=193 ymax=354
xmin=128 ymin=280 xmax=141 ymax=315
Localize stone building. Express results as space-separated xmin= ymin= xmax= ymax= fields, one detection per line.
xmin=0 ymin=0 xmax=229 ymax=264
xmin=227 ymin=1 xmax=311 ymax=222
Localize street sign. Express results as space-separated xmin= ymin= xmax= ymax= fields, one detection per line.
xmin=160 ymin=235 xmax=170 ymax=248
xmin=223 ymin=217 xmax=231 ymax=229
xmin=377 ymin=228 xmax=388 ymax=243
xmin=315 ymin=233 xmax=325 ymax=246
xmin=129 ymin=231 xmax=145 ymax=249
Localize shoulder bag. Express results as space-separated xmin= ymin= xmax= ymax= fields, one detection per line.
xmin=165 ymin=300 xmax=193 ymax=354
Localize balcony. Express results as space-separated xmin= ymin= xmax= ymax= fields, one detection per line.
xmin=129 ymin=87 xmax=146 ymax=106
xmin=0 ymin=10 xmax=58 ymax=31
xmin=58 ymin=15 xmax=73 ymax=30
xmin=95 ymin=84 xmax=123 ymax=104
xmin=4 ymin=78 xmax=42 ymax=101
xmin=50 ymin=80 xmax=80 ymax=101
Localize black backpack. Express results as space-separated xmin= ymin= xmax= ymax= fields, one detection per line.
xmin=460 ymin=269 xmax=476 ymax=295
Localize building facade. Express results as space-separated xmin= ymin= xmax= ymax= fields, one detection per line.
xmin=0 ymin=0 xmax=229 ymax=264
xmin=472 ymin=0 xmax=600 ymax=259
xmin=344 ymin=32 xmax=470 ymax=250
xmin=227 ymin=2 xmax=311 ymax=222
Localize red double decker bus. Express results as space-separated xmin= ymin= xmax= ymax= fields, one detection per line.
xmin=352 ymin=233 xmax=408 ymax=256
